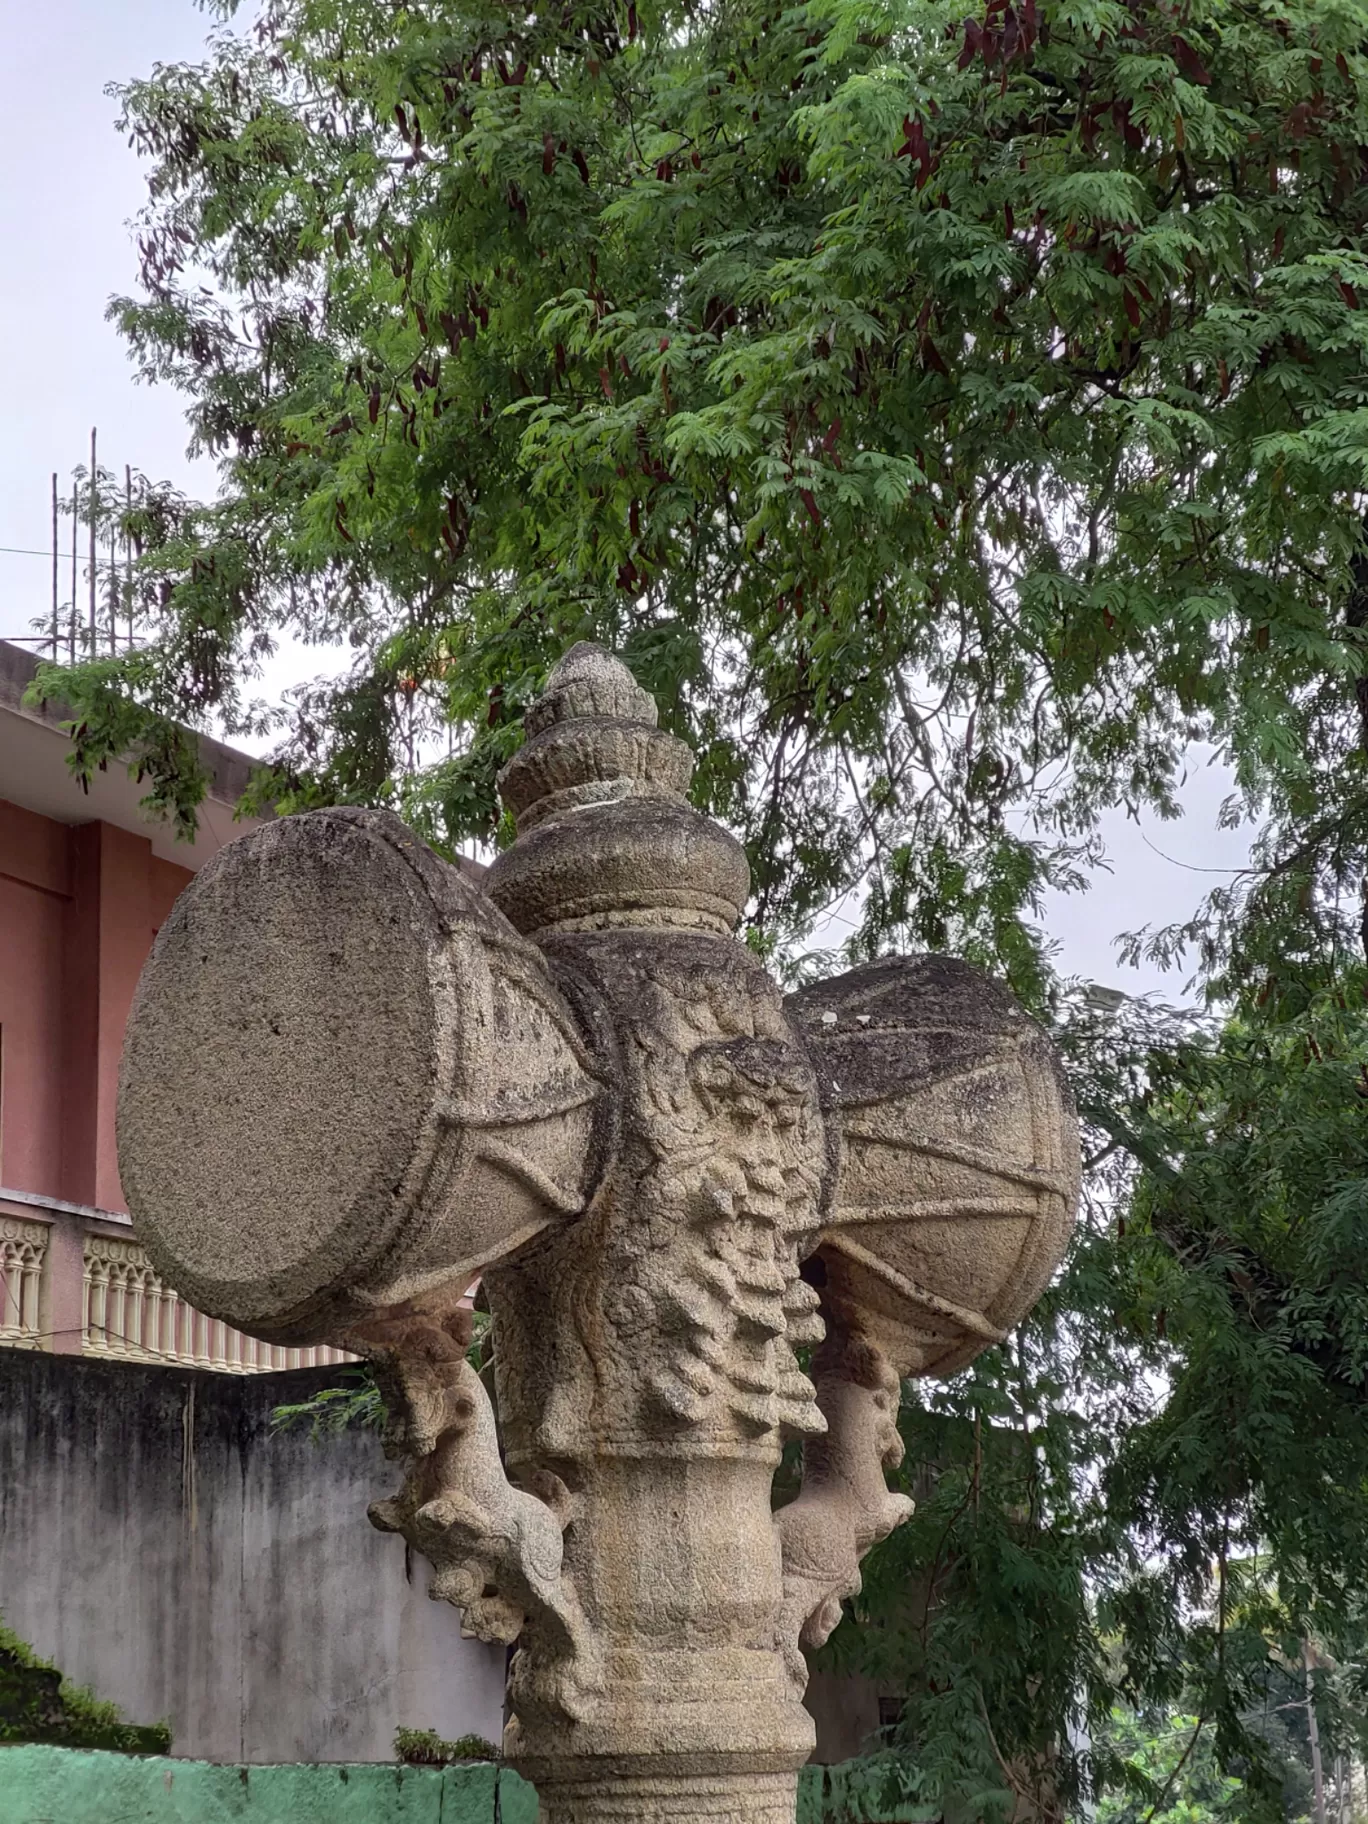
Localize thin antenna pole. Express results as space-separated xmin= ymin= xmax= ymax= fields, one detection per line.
xmin=125 ymin=464 xmax=134 ymax=651
xmin=88 ymin=427 xmax=97 ymax=657
xmin=50 ymin=473 xmax=59 ymax=662
xmin=69 ymin=484 xmax=78 ymax=664
xmin=108 ymin=514 xmax=117 ymax=655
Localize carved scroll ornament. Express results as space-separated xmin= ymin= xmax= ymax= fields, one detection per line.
xmin=119 ymin=642 xmax=1080 ymax=1824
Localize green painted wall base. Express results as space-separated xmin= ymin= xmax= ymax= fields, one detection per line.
xmin=0 ymin=1744 xmax=917 ymax=1823
xmin=0 ymin=1746 xmax=537 ymax=1824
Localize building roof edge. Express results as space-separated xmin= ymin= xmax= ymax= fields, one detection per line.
xmin=0 ymin=639 xmax=261 ymax=812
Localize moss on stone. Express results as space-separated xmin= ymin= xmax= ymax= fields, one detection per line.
xmin=0 ymin=1621 xmax=172 ymax=1755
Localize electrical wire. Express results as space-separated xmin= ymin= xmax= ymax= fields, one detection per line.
xmin=0 ymin=542 xmax=125 ymax=570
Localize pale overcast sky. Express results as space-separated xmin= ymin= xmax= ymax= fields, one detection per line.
xmin=0 ymin=0 xmax=219 ymax=608
xmin=1 ymin=0 xmax=1256 ymax=995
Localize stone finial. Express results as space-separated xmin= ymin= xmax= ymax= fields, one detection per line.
xmin=496 ymin=644 xmax=685 ymax=834
xmin=486 ymin=642 xmax=751 ymax=941
xmin=524 ymin=641 xmax=659 ymax=736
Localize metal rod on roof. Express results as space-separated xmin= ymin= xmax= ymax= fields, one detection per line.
xmin=108 ymin=513 xmax=117 ymax=655
xmin=88 ymin=428 xmax=97 ymax=657
xmin=50 ymin=473 xmax=58 ymax=663
xmin=69 ymin=483 xmax=78 ymax=665
xmin=125 ymin=464 xmax=134 ymax=652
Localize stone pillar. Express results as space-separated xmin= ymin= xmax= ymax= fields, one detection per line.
xmin=117 ymin=643 xmax=1081 ymax=1824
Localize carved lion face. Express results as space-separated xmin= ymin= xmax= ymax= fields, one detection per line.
xmin=623 ymin=1031 xmax=828 ymax=1438
xmin=685 ymin=1037 xmax=826 ymax=1324
xmin=544 ymin=937 xmax=834 ymax=1446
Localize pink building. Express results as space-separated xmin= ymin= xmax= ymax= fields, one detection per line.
xmin=0 ymin=638 xmax=344 ymax=1370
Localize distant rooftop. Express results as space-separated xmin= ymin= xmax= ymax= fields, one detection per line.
xmin=0 ymin=638 xmax=487 ymax=883
xmin=0 ymin=639 xmax=263 ymax=867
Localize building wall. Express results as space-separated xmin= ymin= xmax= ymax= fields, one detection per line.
xmin=0 ymin=798 xmax=193 ymax=1213
xmin=0 ymin=860 xmax=66 ymax=1199
xmin=0 ymin=1349 xmax=507 ymax=1763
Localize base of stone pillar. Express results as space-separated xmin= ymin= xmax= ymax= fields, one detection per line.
xmin=527 ymin=1769 xmax=799 ymax=1822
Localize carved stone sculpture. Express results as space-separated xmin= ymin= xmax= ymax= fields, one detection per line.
xmin=774 ymin=1322 xmax=915 ymax=1696
xmin=118 ymin=641 xmax=1080 ymax=1823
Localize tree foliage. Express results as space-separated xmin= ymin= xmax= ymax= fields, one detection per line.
xmin=28 ymin=0 xmax=1368 ymax=973
xmin=1095 ymin=1707 xmax=1247 ymax=1824
xmin=29 ymin=1 xmax=1368 ymax=1817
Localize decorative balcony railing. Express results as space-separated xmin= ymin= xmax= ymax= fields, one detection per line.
xmin=82 ymin=1233 xmax=350 ymax=1373
xmin=0 ymin=1190 xmax=351 ymax=1374
xmin=0 ymin=1215 xmax=48 ymax=1348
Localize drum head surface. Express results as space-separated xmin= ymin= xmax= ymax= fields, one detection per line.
xmin=119 ymin=810 xmax=480 ymax=1333
xmin=788 ymin=955 xmax=1079 ymax=1377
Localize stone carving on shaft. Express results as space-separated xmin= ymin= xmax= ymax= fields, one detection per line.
xmin=346 ymin=1297 xmax=597 ymax=1723
xmin=775 ymin=1316 xmax=915 ymax=1696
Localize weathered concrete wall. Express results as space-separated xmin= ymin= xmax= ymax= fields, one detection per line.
xmin=0 ymin=1351 xmax=506 ymax=1763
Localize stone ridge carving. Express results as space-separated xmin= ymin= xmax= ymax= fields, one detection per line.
xmin=500 ymin=722 xmax=695 ymax=833
xmin=774 ymin=1310 xmax=916 ymax=1695
xmin=485 ymin=797 xmax=752 ymax=942
xmin=493 ymin=935 xmax=829 ymax=1466
xmin=118 ymin=640 xmax=1082 ymax=1824
xmin=345 ymin=1295 xmax=598 ymax=1724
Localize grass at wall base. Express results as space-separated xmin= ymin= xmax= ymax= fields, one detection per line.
xmin=0 ymin=1619 xmax=171 ymax=1756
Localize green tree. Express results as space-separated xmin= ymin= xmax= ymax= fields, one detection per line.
xmin=31 ymin=2 xmax=1368 ymax=1818
xmin=29 ymin=0 xmax=1368 ymax=980
xmin=1095 ymin=1707 xmax=1244 ymax=1824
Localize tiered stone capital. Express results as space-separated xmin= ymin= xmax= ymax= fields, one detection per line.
xmin=487 ymin=644 xmax=750 ymax=941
